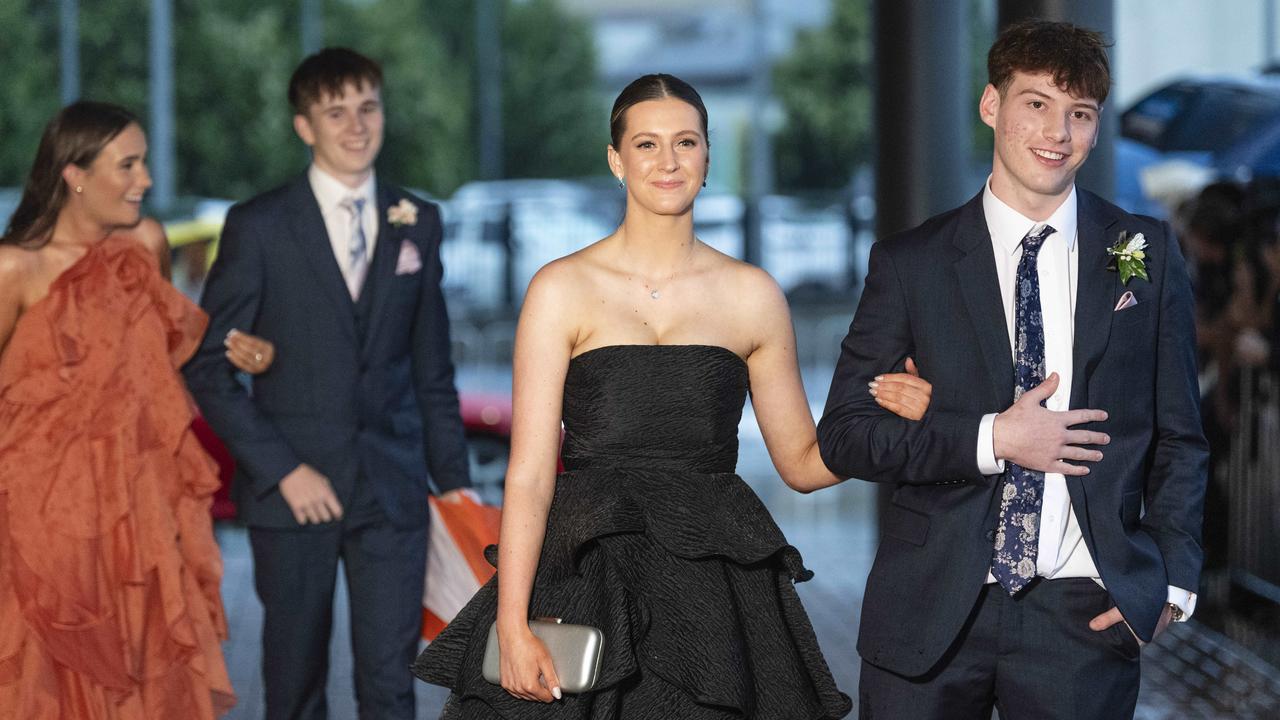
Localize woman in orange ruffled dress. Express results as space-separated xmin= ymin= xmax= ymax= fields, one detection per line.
xmin=0 ymin=102 xmax=235 ymax=718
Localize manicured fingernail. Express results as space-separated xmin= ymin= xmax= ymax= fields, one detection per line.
xmin=874 ymin=375 xmax=883 ymax=381
xmin=552 ymin=687 xmax=562 ymax=700
xmin=868 ymin=381 xmax=879 ymax=388
xmin=869 ymin=387 xmax=878 ymax=397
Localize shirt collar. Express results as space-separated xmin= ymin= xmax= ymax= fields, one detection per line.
xmin=308 ymin=164 xmax=376 ymax=215
xmin=982 ymin=177 xmax=1078 ymax=256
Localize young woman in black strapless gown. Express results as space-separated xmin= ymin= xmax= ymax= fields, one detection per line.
xmin=413 ymin=74 xmax=932 ymax=719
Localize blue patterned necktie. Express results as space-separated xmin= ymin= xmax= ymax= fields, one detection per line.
xmin=342 ymin=196 xmax=369 ymax=299
xmin=992 ymin=224 xmax=1055 ymax=595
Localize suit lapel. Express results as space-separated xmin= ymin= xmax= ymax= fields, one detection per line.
xmin=356 ymin=183 xmax=403 ymax=349
xmin=953 ymin=193 xmax=1015 ymax=408
xmin=1069 ymin=191 xmax=1121 ymax=410
xmin=287 ymin=177 xmax=357 ymax=342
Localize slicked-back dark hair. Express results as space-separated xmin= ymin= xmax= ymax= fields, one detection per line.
xmin=2 ymin=101 xmax=140 ymax=248
xmin=609 ymin=73 xmax=709 ymax=148
xmin=288 ymin=47 xmax=383 ymax=115
xmin=988 ymin=20 xmax=1111 ymax=105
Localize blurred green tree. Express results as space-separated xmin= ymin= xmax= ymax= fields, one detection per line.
xmin=500 ymin=0 xmax=601 ymax=179
xmin=770 ymin=0 xmax=996 ymax=194
xmin=770 ymin=0 xmax=873 ymax=193
xmin=0 ymin=1 xmax=64 ymax=187
xmin=0 ymin=0 xmax=600 ymax=204
xmin=329 ymin=0 xmax=474 ymax=196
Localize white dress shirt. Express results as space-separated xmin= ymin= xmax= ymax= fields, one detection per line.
xmin=974 ymin=180 xmax=1195 ymax=619
xmin=308 ymin=164 xmax=378 ymax=298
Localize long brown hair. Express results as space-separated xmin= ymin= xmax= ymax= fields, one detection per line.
xmin=2 ymin=101 xmax=141 ymax=249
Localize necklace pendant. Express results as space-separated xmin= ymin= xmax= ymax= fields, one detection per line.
xmin=650 ymin=289 xmax=660 ymax=300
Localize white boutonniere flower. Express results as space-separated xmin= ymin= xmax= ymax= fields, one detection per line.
xmin=387 ymin=199 xmax=418 ymax=227
xmin=1106 ymin=230 xmax=1149 ymax=285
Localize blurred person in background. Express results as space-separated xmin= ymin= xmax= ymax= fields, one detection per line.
xmin=1179 ymin=181 xmax=1246 ymax=569
xmin=1229 ymin=182 xmax=1280 ymax=370
xmin=0 ymin=101 xmax=235 ymax=719
xmin=1177 ymin=180 xmax=1280 ymax=568
xmin=183 ymin=47 xmax=470 ymax=720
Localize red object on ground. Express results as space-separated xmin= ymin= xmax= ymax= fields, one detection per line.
xmin=192 ymin=416 xmax=239 ymax=520
xmin=458 ymin=392 xmax=514 ymax=437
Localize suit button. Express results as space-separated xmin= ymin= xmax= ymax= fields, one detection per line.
xmin=985 ymin=529 xmax=996 ymax=541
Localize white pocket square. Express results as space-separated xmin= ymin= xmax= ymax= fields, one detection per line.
xmin=395 ymin=239 xmax=422 ymax=275
xmin=1114 ymin=291 xmax=1137 ymax=312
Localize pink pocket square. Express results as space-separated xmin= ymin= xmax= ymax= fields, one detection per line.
xmin=1114 ymin=291 xmax=1137 ymax=312
xmin=395 ymin=239 xmax=422 ymax=275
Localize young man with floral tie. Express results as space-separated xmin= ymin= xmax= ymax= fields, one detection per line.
xmin=819 ymin=21 xmax=1207 ymax=719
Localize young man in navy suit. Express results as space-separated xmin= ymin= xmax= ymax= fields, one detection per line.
xmin=185 ymin=48 xmax=470 ymax=720
xmin=818 ymin=21 xmax=1207 ymax=719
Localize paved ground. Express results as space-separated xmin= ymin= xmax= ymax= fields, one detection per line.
xmin=214 ymin=364 xmax=1280 ymax=718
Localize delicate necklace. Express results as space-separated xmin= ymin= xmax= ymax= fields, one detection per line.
xmin=627 ymin=239 xmax=696 ymax=300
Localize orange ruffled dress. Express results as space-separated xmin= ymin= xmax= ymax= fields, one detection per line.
xmin=0 ymin=237 xmax=235 ymax=719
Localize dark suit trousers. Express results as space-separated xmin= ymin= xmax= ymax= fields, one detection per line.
xmin=250 ymin=481 xmax=428 ymax=720
xmin=859 ymin=579 xmax=1140 ymax=720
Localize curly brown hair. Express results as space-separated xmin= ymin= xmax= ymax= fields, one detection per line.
xmin=988 ymin=20 xmax=1111 ymax=105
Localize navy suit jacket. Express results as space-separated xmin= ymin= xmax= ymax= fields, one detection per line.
xmin=184 ymin=175 xmax=470 ymax=529
xmin=818 ymin=190 xmax=1208 ymax=677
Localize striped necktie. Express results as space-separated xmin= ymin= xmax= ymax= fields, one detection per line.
xmin=341 ymin=196 xmax=369 ymax=299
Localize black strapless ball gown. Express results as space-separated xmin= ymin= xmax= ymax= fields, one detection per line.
xmin=413 ymin=344 xmax=852 ymax=719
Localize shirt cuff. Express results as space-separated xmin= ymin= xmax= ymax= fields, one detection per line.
xmin=1167 ymin=586 xmax=1197 ymax=621
xmin=977 ymin=413 xmax=1005 ymax=475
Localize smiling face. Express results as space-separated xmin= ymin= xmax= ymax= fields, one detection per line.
xmin=64 ymin=122 xmax=151 ymax=230
xmin=607 ymin=97 xmax=709 ymax=217
xmin=981 ymin=71 xmax=1101 ymax=219
xmin=294 ymin=80 xmax=384 ymax=187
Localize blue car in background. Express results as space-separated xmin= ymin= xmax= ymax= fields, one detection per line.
xmin=1117 ymin=76 xmax=1280 ymax=217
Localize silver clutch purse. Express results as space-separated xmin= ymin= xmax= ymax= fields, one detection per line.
xmin=482 ymin=618 xmax=604 ymax=694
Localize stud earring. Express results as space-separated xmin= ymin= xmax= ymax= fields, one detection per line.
xmin=75 ymin=185 xmax=83 ymax=193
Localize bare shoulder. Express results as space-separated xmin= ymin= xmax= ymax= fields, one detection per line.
xmin=527 ymin=253 xmax=584 ymax=302
xmin=0 ymin=246 xmax=35 ymax=347
xmin=127 ymin=217 xmax=168 ymax=256
xmin=527 ymin=241 xmax=612 ymax=303
xmin=714 ymin=251 xmax=787 ymax=313
xmin=0 ymin=245 xmax=35 ymax=299
xmin=699 ymin=251 xmax=792 ymax=353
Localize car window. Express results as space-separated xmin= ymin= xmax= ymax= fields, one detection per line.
xmin=1122 ymin=85 xmax=1195 ymax=147
xmin=1122 ymin=83 xmax=1280 ymax=155
xmin=1162 ymin=87 xmax=1280 ymax=154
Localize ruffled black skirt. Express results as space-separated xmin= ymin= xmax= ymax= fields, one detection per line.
xmin=413 ymin=468 xmax=852 ymax=719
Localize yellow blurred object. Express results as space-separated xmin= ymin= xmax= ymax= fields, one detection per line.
xmin=163 ymin=219 xmax=222 ymax=271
